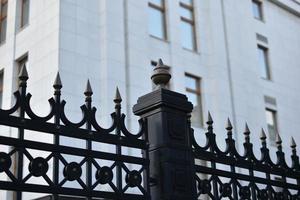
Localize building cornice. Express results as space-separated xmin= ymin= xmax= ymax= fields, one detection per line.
xmin=269 ymin=0 xmax=300 ymax=17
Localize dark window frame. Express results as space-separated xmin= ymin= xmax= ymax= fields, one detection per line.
xmin=265 ymin=108 xmax=278 ymax=143
xmin=185 ymin=73 xmax=203 ymax=127
xmin=252 ymin=0 xmax=264 ymax=21
xmin=257 ymin=44 xmax=271 ymax=80
xmin=20 ymin=0 xmax=29 ymax=28
xmin=0 ymin=0 xmax=8 ymax=43
xmin=148 ymin=0 xmax=167 ymax=40
xmin=180 ymin=0 xmax=197 ymax=51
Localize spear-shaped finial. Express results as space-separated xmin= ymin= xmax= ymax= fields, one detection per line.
xmin=260 ymin=128 xmax=267 ymax=143
xmin=53 ymin=72 xmax=62 ymax=89
xmin=84 ymin=79 xmax=93 ymax=97
xmin=276 ymin=133 xmax=282 ymax=145
xmin=226 ymin=118 xmax=233 ymax=139
xmin=206 ymin=111 xmax=213 ymax=133
xmin=151 ymin=58 xmax=171 ymax=89
xmin=207 ymin=111 xmax=213 ymax=125
xmin=114 ymin=87 xmax=122 ymax=104
xmin=276 ymin=133 xmax=283 ymax=151
xmin=244 ymin=123 xmax=250 ymax=143
xmin=19 ymin=64 xmax=28 ymax=81
xmin=290 ymin=137 xmax=296 ymax=149
xmin=226 ymin=118 xmax=232 ymax=130
xmin=18 ymin=64 xmax=29 ymax=92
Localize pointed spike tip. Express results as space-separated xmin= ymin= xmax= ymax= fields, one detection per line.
xmin=84 ymin=79 xmax=93 ymax=96
xmin=53 ymin=72 xmax=62 ymax=88
xmin=244 ymin=123 xmax=250 ymax=135
xmin=207 ymin=111 xmax=213 ymax=123
xmin=260 ymin=128 xmax=267 ymax=140
xmin=290 ymin=137 xmax=296 ymax=148
xmin=276 ymin=133 xmax=282 ymax=144
xmin=19 ymin=64 xmax=28 ymax=79
xmin=114 ymin=87 xmax=122 ymax=102
xmin=157 ymin=58 xmax=164 ymax=66
xmin=226 ymin=118 xmax=232 ymax=130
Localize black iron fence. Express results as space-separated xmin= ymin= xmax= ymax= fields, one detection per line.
xmin=0 ymin=65 xmax=149 ymax=200
xmin=0 ymin=60 xmax=299 ymax=200
xmin=192 ymin=116 xmax=300 ymax=200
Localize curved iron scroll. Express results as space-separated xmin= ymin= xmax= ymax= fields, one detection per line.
xmin=0 ymin=67 xmax=150 ymax=200
xmin=191 ymin=113 xmax=300 ymax=199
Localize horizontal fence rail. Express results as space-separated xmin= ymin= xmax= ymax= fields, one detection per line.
xmin=0 ymin=65 xmax=150 ymax=200
xmin=192 ymin=113 xmax=300 ymax=200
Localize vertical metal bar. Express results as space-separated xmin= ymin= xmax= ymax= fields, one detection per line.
xmin=116 ymin=108 xmax=122 ymax=193
xmin=211 ymin=162 xmax=218 ymax=199
xmin=230 ymin=163 xmax=238 ymax=199
xmin=114 ymin=88 xmax=123 ymax=196
xmin=16 ymin=66 xmax=28 ymax=200
xmin=53 ymin=73 xmax=62 ymax=200
xmin=84 ymin=82 xmax=93 ymax=200
xmin=266 ymin=172 xmax=272 ymax=199
xmin=207 ymin=115 xmax=218 ymax=200
xmin=249 ymin=169 xmax=257 ymax=200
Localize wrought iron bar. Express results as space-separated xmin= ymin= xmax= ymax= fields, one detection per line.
xmin=16 ymin=64 xmax=28 ymax=200
xmin=53 ymin=72 xmax=62 ymax=200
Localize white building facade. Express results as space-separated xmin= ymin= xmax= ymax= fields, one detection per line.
xmin=0 ymin=0 xmax=299 ymax=199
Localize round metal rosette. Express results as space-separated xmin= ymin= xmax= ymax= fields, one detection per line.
xmin=220 ymin=183 xmax=232 ymax=197
xmin=63 ymin=162 xmax=82 ymax=181
xmin=95 ymin=166 xmax=113 ymax=184
xmin=258 ymin=189 xmax=268 ymax=199
xmin=239 ymin=186 xmax=251 ymax=199
xmin=0 ymin=152 xmax=12 ymax=172
xmin=125 ymin=170 xmax=142 ymax=187
xmin=29 ymin=157 xmax=49 ymax=177
xmin=198 ymin=179 xmax=211 ymax=194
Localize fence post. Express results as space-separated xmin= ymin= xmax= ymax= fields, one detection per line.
xmin=133 ymin=59 xmax=197 ymax=200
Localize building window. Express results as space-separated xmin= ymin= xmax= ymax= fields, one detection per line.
xmin=185 ymin=73 xmax=203 ymax=127
xmin=252 ymin=0 xmax=263 ymax=20
xmin=180 ymin=0 xmax=196 ymax=51
xmin=257 ymin=45 xmax=270 ymax=80
xmin=148 ymin=0 xmax=166 ymax=40
xmin=0 ymin=0 xmax=7 ymax=43
xmin=265 ymin=108 xmax=278 ymax=144
xmin=0 ymin=71 xmax=3 ymax=108
xmin=20 ymin=0 xmax=29 ymax=28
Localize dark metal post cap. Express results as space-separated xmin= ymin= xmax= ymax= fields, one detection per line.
xmin=151 ymin=59 xmax=171 ymax=89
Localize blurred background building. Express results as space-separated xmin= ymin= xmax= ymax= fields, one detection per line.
xmin=0 ymin=0 xmax=299 ymax=199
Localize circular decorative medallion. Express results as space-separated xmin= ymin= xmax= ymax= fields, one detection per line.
xmin=96 ymin=166 xmax=113 ymax=184
xmin=63 ymin=162 xmax=82 ymax=181
xmin=239 ymin=186 xmax=251 ymax=199
xmin=29 ymin=157 xmax=49 ymax=177
xmin=125 ymin=170 xmax=142 ymax=187
xmin=0 ymin=152 xmax=11 ymax=172
xmin=220 ymin=183 xmax=232 ymax=197
xmin=198 ymin=179 xmax=211 ymax=194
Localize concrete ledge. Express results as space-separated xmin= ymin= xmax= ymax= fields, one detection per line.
xmin=269 ymin=0 xmax=300 ymax=17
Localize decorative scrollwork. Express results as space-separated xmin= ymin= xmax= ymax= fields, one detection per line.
xmin=0 ymin=66 xmax=149 ymax=200
xmin=193 ymin=112 xmax=300 ymax=199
